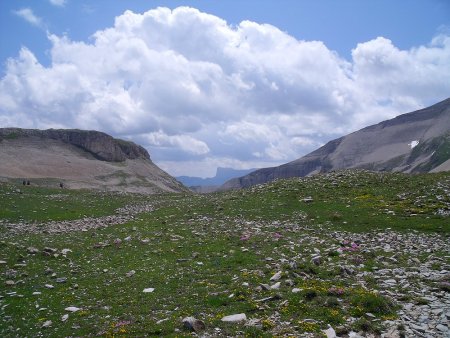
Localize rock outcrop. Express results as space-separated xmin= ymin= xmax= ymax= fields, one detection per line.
xmin=222 ymin=98 xmax=450 ymax=190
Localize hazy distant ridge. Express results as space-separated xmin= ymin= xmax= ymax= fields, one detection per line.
xmin=176 ymin=167 xmax=257 ymax=187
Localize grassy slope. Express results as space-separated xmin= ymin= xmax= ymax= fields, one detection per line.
xmin=0 ymin=185 xmax=147 ymax=222
xmin=0 ymin=170 xmax=448 ymax=337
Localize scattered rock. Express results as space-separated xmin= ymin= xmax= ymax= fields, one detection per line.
xmin=270 ymin=282 xmax=281 ymax=289
xmin=436 ymin=324 xmax=448 ymax=332
xmin=26 ymin=247 xmax=39 ymax=254
xmin=260 ymin=283 xmax=271 ymax=291
xmin=311 ymin=255 xmax=322 ymax=266
xmin=323 ymin=326 xmax=337 ymax=338
xmin=285 ymin=279 xmax=294 ymax=286
xmin=340 ymin=266 xmax=355 ymax=276
xmin=411 ymin=323 xmax=428 ymax=332
xmin=384 ymin=279 xmax=397 ymax=284
xmin=65 ymin=306 xmax=81 ymax=312
xmin=221 ymin=313 xmax=247 ymax=322
xmin=348 ymin=332 xmax=364 ymax=338
xmin=255 ymin=294 xmax=282 ymax=303
xmin=61 ymin=248 xmax=72 ymax=255
xmin=42 ymin=320 xmax=52 ymax=328
xmin=245 ymin=318 xmax=262 ymax=328
xmin=270 ymin=271 xmax=282 ymax=281
xmin=438 ymin=281 xmax=450 ymax=292
xmin=143 ymin=288 xmax=155 ymax=293
xmin=182 ymin=316 xmax=206 ymax=332
xmin=42 ymin=247 xmax=57 ymax=256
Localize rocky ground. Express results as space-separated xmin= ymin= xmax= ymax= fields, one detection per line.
xmin=1 ymin=170 xmax=449 ymax=337
xmin=2 ymin=212 xmax=449 ymax=337
xmin=0 ymin=203 xmax=154 ymax=235
xmin=175 ymin=214 xmax=450 ymax=337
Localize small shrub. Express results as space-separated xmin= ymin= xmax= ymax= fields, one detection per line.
xmin=304 ymin=289 xmax=318 ymax=301
xmin=352 ymin=318 xmax=381 ymax=334
xmin=262 ymin=318 xmax=275 ymax=331
xmin=324 ymin=296 xmax=340 ymax=308
xmin=297 ymin=321 xmax=319 ymax=333
xmin=327 ymin=250 xmax=340 ymax=257
xmin=350 ymin=292 xmax=396 ymax=316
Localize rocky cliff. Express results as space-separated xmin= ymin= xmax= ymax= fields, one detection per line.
xmin=0 ymin=128 xmax=187 ymax=194
xmin=222 ymin=98 xmax=450 ymax=190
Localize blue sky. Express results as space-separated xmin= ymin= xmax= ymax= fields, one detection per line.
xmin=1 ymin=0 xmax=449 ymax=177
xmin=2 ymin=0 xmax=449 ymax=67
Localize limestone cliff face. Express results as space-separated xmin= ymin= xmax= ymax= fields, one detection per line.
xmin=222 ymin=98 xmax=450 ymax=190
xmin=0 ymin=128 xmax=150 ymax=162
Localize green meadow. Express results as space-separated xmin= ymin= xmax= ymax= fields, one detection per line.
xmin=1 ymin=170 xmax=449 ymax=337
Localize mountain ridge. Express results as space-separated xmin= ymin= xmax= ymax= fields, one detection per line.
xmin=0 ymin=128 xmax=150 ymax=162
xmin=0 ymin=128 xmax=187 ymax=194
xmin=221 ymin=98 xmax=450 ymax=190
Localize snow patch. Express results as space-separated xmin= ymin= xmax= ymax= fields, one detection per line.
xmin=409 ymin=140 xmax=419 ymax=149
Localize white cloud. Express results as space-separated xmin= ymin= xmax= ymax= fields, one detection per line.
xmin=1 ymin=7 xmax=450 ymax=176
xmin=142 ymin=131 xmax=210 ymax=155
xmin=13 ymin=8 xmax=44 ymax=29
xmin=49 ymin=0 xmax=67 ymax=7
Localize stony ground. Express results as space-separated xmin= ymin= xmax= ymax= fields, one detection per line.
xmin=0 ymin=170 xmax=449 ymax=337
xmin=1 ymin=203 xmax=154 ymax=235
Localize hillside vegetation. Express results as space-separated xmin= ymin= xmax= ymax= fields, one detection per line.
xmin=0 ymin=170 xmax=449 ymax=337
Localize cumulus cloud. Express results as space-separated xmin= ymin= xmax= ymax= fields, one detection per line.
xmin=13 ymin=8 xmax=44 ymax=29
xmin=1 ymin=6 xmax=450 ymax=176
xmin=351 ymin=36 xmax=450 ymax=118
xmin=143 ymin=131 xmax=210 ymax=156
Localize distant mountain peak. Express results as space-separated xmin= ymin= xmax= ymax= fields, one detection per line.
xmin=177 ymin=167 xmax=258 ymax=189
